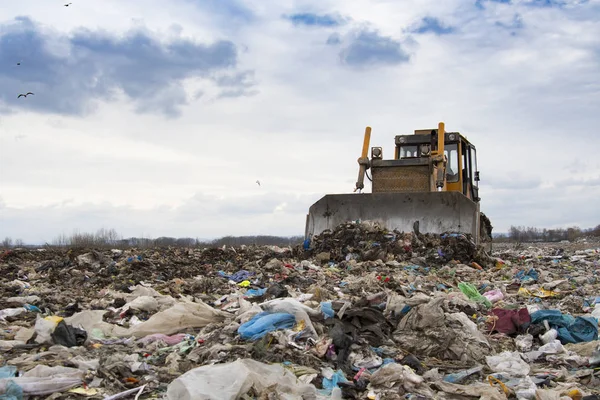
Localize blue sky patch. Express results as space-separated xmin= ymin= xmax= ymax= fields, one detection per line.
xmin=413 ymin=17 xmax=457 ymax=35
xmin=0 ymin=17 xmax=243 ymax=117
xmin=284 ymin=13 xmax=345 ymax=27
xmin=339 ymin=30 xmax=409 ymax=67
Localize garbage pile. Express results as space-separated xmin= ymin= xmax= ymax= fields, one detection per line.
xmin=1 ymin=221 xmax=600 ymax=399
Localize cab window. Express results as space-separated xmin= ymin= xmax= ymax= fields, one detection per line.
xmin=399 ymin=145 xmax=418 ymax=158
xmin=444 ymin=143 xmax=459 ymax=182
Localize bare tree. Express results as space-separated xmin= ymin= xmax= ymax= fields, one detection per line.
xmin=1 ymin=237 xmax=13 ymax=249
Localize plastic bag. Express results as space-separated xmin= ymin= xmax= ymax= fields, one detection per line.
xmin=260 ymin=298 xmax=320 ymax=339
xmin=458 ymin=282 xmax=492 ymax=308
xmin=320 ymin=368 xmax=349 ymax=395
xmin=483 ymin=289 xmax=504 ymax=303
xmin=0 ymin=366 xmax=83 ymax=396
xmin=486 ymin=351 xmax=530 ymax=377
xmin=0 ymin=381 xmax=23 ymax=400
xmin=443 ymin=365 xmax=483 ymax=384
xmin=515 ymin=334 xmax=533 ymax=352
xmin=531 ymin=310 xmax=598 ymax=344
xmin=0 ymin=366 xmax=17 ymax=379
xmin=51 ymin=320 xmax=87 ymax=347
xmin=237 ymin=312 xmax=296 ymax=340
xmin=127 ymin=296 xmax=159 ymax=312
xmin=34 ymin=315 xmax=62 ymax=344
xmin=166 ymin=359 xmax=317 ymax=400
xmin=320 ymin=302 xmax=334 ymax=319
xmin=245 ymin=288 xmax=267 ymax=297
xmin=0 ymin=308 xmax=26 ymax=321
xmin=540 ymin=329 xmax=558 ymax=344
xmin=369 ymin=363 xmax=424 ymax=392
xmin=138 ymin=333 xmax=187 ymax=345
xmin=538 ymin=340 xmax=565 ymax=354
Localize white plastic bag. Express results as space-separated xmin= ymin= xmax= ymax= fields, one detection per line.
xmin=127 ymin=296 xmax=159 ymax=313
xmin=128 ymin=300 xmax=226 ymax=338
xmin=166 ymin=359 xmax=317 ymax=400
xmin=515 ymin=334 xmax=533 ymax=352
xmin=259 ymin=298 xmax=319 ymax=339
xmin=538 ymin=340 xmax=565 ymax=355
xmin=0 ymin=365 xmax=83 ymax=396
xmin=540 ymin=329 xmax=558 ymax=344
xmin=486 ymin=351 xmax=530 ymax=377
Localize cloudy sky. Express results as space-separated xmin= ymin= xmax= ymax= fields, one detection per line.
xmin=0 ymin=0 xmax=599 ymax=243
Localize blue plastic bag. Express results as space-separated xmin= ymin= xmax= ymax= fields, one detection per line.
xmin=245 ymin=288 xmax=267 ymax=297
xmin=320 ymin=370 xmax=349 ymax=395
xmin=303 ymin=238 xmax=311 ymax=250
xmin=320 ymin=302 xmax=334 ymax=319
xmin=238 ymin=312 xmax=296 ymax=341
xmin=230 ymin=270 xmax=254 ymax=283
xmin=516 ymin=268 xmax=539 ymax=282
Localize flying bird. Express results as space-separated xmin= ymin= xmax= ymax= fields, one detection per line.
xmin=256 ymin=180 xmax=261 ymax=187
xmin=17 ymin=92 xmax=34 ymax=98
xmin=64 ymin=3 xmax=72 ymax=6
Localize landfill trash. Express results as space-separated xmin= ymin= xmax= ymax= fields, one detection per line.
xmin=0 ymin=222 xmax=599 ymax=398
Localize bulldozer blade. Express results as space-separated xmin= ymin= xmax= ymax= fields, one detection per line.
xmin=305 ymin=191 xmax=481 ymax=243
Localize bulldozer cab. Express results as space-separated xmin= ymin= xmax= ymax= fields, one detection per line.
xmin=389 ymin=129 xmax=481 ymax=202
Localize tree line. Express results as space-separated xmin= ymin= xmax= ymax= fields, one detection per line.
xmin=494 ymin=224 xmax=600 ymax=243
xmin=1 ymin=228 xmax=304 ymax=250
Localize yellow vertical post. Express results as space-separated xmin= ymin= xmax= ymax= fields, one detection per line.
xmin=355 ymin=126 xmax=372 ymax=192
xmin=361 ymin=127 xmax=372 ymax=158
xmin=437 ymin=122 xmax=445 ymax=156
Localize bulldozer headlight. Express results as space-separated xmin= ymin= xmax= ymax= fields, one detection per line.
xmin=449 ymin=133 xmax=457 ymax=141
xmin=371 ymin=147 xmax=382 ymax=159
xmin=398 ymin=136 xmax=407 ymax=143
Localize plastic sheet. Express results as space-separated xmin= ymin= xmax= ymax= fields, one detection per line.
xmin=531 ymin=310 xmax=598 ymax=344
xmin=0 ymin=366 xmax=83 ymax=396
xmin=166 ymin=359 xmax=317 ymax=400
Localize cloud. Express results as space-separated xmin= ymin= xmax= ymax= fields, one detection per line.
xmin=486 ymin=174 xmax=543 ymax=190
xmin=0 ymin=16 xmax=244 ymax=117
xmin=186 ymin=0 xmax=255 ymax=23
xmin=476 ymin=0 xmax=512 ymax=9
xmin=476 ymin=0 xmax=587 ymax=9
xmin=0 ymin=191 xmax=320 ymax=244
xmin=338 ymin=29 xmax=410 ymax=68
xmin=214 ymin=70 xmax=259 ymax=98
xmin=494 ymin=14 xmax=524 ymax=32
xmin=326 ymin=33 xmax=342 ymax=45
xmin=283 ymin=12 xmax=347 ymax=27
xmin=413 ymin=17 xmax=457 ymax=35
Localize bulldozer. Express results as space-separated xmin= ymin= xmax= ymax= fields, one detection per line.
xmin=305 ymin=122 xmax=493 ymax=245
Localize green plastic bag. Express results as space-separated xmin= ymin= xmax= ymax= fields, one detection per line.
xmin=458 ymin=282 xmax=492 ymax=308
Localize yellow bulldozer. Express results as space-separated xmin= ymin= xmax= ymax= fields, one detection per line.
xmin=305 ymin=122 xmax=493 ymax=245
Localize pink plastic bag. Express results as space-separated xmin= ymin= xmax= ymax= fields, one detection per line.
xmin=483 ymin=289 xmax=504 ymax=303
